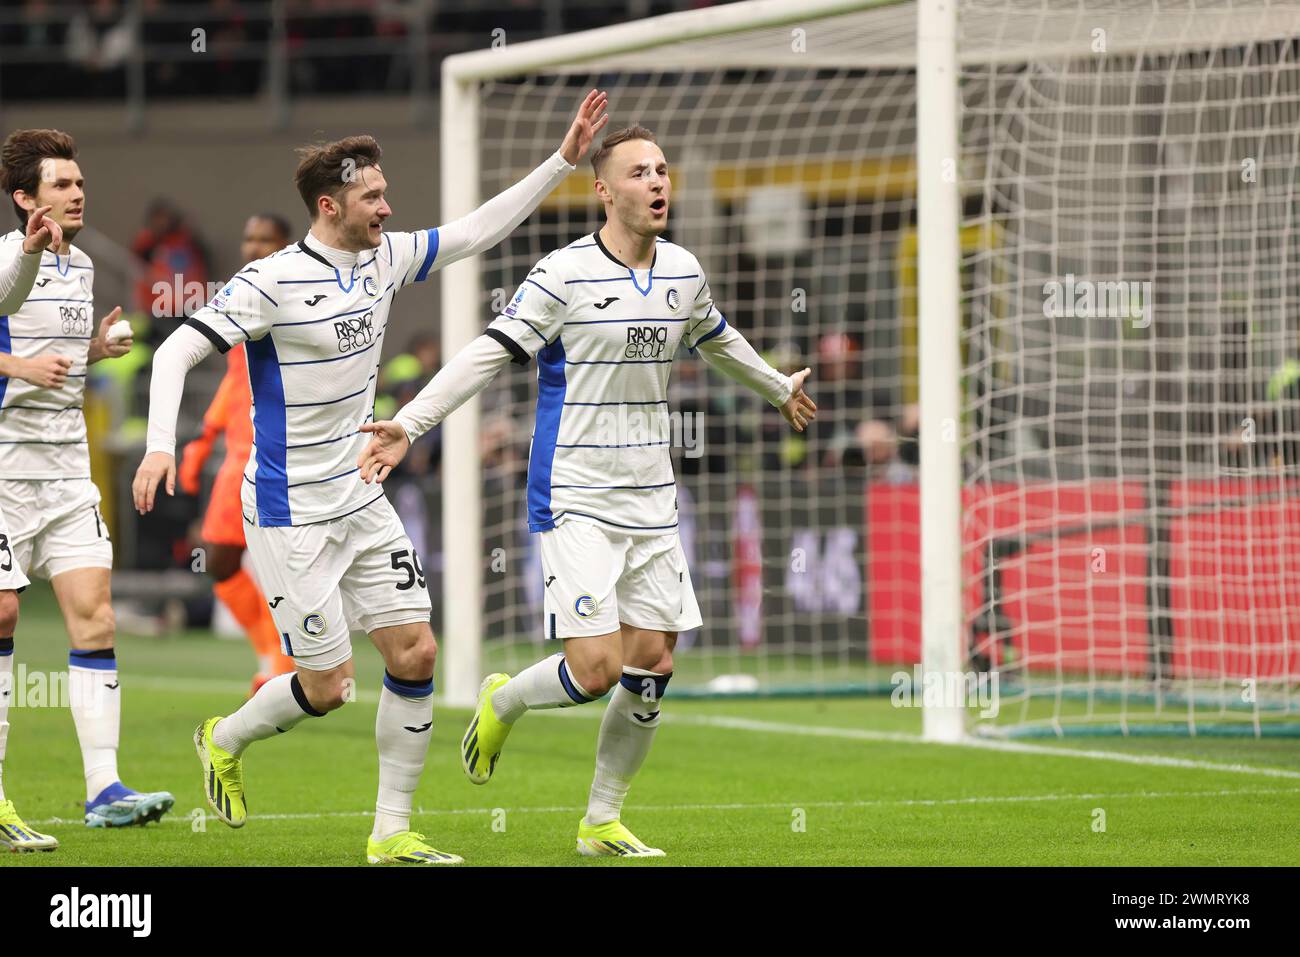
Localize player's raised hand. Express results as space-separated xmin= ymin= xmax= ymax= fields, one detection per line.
xmin=89 ymin=307 xmax=131 ymax=362
xmin=21 ymin=205 xmax=62 ymax=254
xmin=558 ymin=89 xmax=610 ymax=166
xmin=357 ymin=420 xmax=411 ymax=484
xmin=781 ymin=367 xmax=817 ymax=433
xmin=14 ymin=353 xmax=72 ymax=389
xmin=133 ymin=451 xmax=176 ymax=514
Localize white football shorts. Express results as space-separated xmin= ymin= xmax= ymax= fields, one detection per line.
xmin=539 ymin=518 xmax=702 ymax=640
xmin=0 ymin=478 xmax=112 ymax=581
xmin=244 ymin=495 xmax=432 ymax=671
xmin=0 ymin=499 xmax=30 ymax=593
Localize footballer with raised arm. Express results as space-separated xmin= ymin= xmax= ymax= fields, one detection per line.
xmin=356 ymin=125 xmax=817 ymax=859
xmin=132 ymin=91 xmax=609 ymax=865
xmin=0 ymin=128 xmax=175 ymax=836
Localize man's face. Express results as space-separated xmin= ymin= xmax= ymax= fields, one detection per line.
xmin=21 ymin=158 xmax=85 ymax=241
xmin=598 ymin=140 xmax=670 ymax=238
xmin=241 ymin=216 xmax=289 ymax=262
xmin=333 ymin=165 xmax=392 ymax=251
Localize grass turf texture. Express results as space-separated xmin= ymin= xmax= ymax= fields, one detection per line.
xmin=2 ymin=582 xmax=1298 ymax=866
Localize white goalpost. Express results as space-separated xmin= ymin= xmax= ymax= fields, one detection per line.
xmin=439 ymin=0 xmax=1300 ymax=738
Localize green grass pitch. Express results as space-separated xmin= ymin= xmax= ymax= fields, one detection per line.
xmin=2 ymin=582 xmax=1298 ymax=867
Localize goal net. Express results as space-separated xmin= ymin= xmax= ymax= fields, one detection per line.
xmin=957 ymin=0 xmax=1300 ymax=737
xmin=439 ymin=0 xmax=1300 ymax=735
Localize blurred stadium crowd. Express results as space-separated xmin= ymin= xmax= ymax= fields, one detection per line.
xmin=0 ymin=0 xmax=726 ymax=100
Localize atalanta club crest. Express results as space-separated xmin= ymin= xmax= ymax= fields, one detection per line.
xmin=303 ymin=614 xmax=327 ymax=636
xmin=666 ymin=287 xmax=679 ymax=311
xmin=364 ymin=275 xmax=378 ymax=297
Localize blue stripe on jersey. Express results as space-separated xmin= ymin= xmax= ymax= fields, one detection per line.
xmin=288 ymin=467 xmax=358 ymax=488
xmin=217 ymin=311 xmax=251 ymax=340
xmin=527 ymin=336 xmax=567 ymax=532
xmin=553 ymin=509 xmax=678 ymax=532
xmin=0 ymin=315 xmax=10 ymax=407
xmin=503 ymin=316 xmax=547 ymax=344
xmin=694 ymin=317 xmax=727 ymax=348
xmin=564 ymin=318 xmax=688 ymax=327
xmin=234 ymin=275 xmax=279 ymax=307
xmin=566 ymin=358 xmax=673 ymax=366
xmin=278 ymin=333 xmax=381 ymax=366
xmin=246 ymin=336 xmax=291 ymax=526
xmin=526 ymin=280 xmax=566 ymax=305
xmin=284 ymin=372 xmax=376 ymax=408
xmin=414 ymin=228 xmax=439 ymax=282
xmin=276 ymin=296 xmax=391 ymax=328
xmin=562 ymin=400 xmax=667 ymax=407
xmin=556 ymin=441 xmax=670 ymax=449
xmin=551 ymin=481 xmax=675 ymax=490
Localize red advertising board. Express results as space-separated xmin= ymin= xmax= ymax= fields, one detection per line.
xmin=867 ymin=478 xmax=1300 ymax=679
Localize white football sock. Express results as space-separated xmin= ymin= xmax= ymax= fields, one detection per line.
xmin=213 ymin=672 xmax=321 ymax=756
xmin=372 ymin=672 xmax=435 ymax=842
xmin=68 ymin=650 xmax=121 ymax=800
xmin=585 ymin=667 xmax=670 ymax=826
xmin=0 ymin=637 xmax=12 ymax=801
xmin=492 ymin=653 xmax=597 ymax=723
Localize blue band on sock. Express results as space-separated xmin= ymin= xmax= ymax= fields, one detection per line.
xmin=0 ymin=637 xmax=13 ymax=656
xmin=620 ymin=670 xmax=672 ymax=699
xmin=383 ymin=670 xmax=433 ymax=699
xmin=558 ymin=659 xmax=595 ymax=704
xmin=290 ymin=673 xmax=326 ymax=717
xmin=69 ymin=648 xmax=116 ymax=671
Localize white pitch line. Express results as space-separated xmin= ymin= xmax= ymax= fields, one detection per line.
xmin=29 ymin=786 xmax=1300 ymax=827
xmin=125 ymin=674 xmax=1300 ymax=779
xmin=655 ymin=714 xmax=1300 ymax=780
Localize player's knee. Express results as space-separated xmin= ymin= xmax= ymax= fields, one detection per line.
xmin=75 ymin=601 xmax=116 ymax=650
xmin=0 ymin=590 xmax=18 ymax=636
xmin=392 ymin=634 xmax=437 ymax=680
xmin=304 ymin=673 xmax=352 ymax=712
xmin=570 ymin=654 xmax=622 ymax=698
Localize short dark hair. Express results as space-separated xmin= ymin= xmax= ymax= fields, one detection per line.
xmin=293 ymin=135 xmax=382 ymax=218
xmin=590 ymin=125 xmax=657 ymax=179
xmin=251 ymin=211 xmax=293 ymax=241
xmin=1 ymin=128 xmax=78 ymax=225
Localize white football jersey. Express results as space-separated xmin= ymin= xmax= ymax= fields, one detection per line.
xmin=486 ymin=233 xmax=727 ymax=536
xmin=0 ymin=229 xmax=96 ymax=480
xmin=186 ymin=229 xmax=440 ymax=527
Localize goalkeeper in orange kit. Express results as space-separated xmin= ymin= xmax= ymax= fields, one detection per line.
xmin=178 ymin=214 xmax=294 ymax=693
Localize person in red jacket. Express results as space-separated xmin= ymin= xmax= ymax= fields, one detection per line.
xmin=179 ymin=213 xmax=293 ymax=693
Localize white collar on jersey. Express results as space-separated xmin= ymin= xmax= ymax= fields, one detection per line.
xmin=302 ymin=231 xmax=358 ymax=268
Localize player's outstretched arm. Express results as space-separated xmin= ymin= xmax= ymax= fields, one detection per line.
xmin=696 ymin=323 xmax=818 ymax=432
xmin=358 ymin=334 xmax=515 ymax=484
xmin=132 ymin=324 xmax=216 ymax=513
xmin=430 ymin=90 xmax=609 ymax=270
xmin=0 ymin=205 xmax=63 ymax=314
